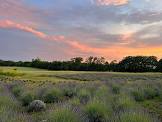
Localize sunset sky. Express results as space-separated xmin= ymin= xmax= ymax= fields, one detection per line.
xmin=0 ymin=0 xmax=162 ymax=61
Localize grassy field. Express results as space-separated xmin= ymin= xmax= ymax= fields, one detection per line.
xmin=0 ymin=66 xmax=162 ymax=122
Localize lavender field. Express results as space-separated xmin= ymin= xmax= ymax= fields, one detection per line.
xmin=0 ymin=67 xmax=161 ymax=122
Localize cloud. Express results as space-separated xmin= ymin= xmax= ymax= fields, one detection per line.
xmin=0 ymin=20 xmax=132 ymax=55
xmin=0 ymin=0 xmax=31 ymax=18
xmin=0 ymin=0 xmax=45 ymax=27
xmin=1 ymin=19 xmax=162 ymax=61
xmin=0 ymin=20 xmax=46 ymax=38
xmin=95 ymin=0 xmax=129 ymax=5
xmin=0 ymin=20 xmax=90 ymax=50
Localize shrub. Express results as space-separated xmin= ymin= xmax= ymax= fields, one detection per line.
xmin=11 ymin=85 xmax=23 ymax=97
xmin=144 ymin=88 xmax=159 ymax=100
xmin=37 ymin=87 xmax=47 ymax=99
xmin=112 ymin=84 xmax=120 ymax=94
xmin=69 ymin=97 xmax=80 ymax=106
xmin=95 ymin=86 xmax=109 ymax=99
xmin=49 ymin=108 xmax=80 ymax=122
xmin=0 ymin=96 xmax=27 ymax=122
xmin=84 ymin=100 xmax=112 ymax=122
xmin=78 ymin=89 xmax=90 ymax=104
xmin=159 ymin=90 xmax=162 ymax=101
xmin=113 ymin=96 xmax=135 ymax=111
xmin=132 ymin=87 xmax=159 ymax=102
xmin=21 ymin=92 xmax=35 ymax=106
xmin=119 ymin=111 xmax=158 ymax=122
xmin=63 ymin=88 xmax=76 ymax=98
xmin=132 ymin=90 xmax=145 ymax=102
xmin=43 ymin=88 xmax=63 ymax=103
xmin=28 ymin=100 xmax=46 ymax=112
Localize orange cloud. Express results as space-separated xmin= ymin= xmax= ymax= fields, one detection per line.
xmin=96 ymin=0 xmax=129 ymax=5
xmin=72 ymin=43 xmax=162 ymax=60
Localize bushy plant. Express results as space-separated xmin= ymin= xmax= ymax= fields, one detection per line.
xmin=78 ymin=89 xmax=90 ymax=104
xmin=159 ymin=90 xmax=162 ymax=101
xmin=43 ymin=88 xmax=63 ymax=103
xmin=95 ymin=85 xmax=109 ymax=99
xmin=49 ymin=107 xmax=80 ymax=122
xmin=21 ymin=92 xmax=35 ymax=106
xmin=0 ymin=96 xmax=27 ymax=122
xmin=84 ymin=100 xmax=112 ymax=122
xmin=112 ymin=84 xmax=120 ymax=94
xmin=11 ymin=85 xmax=23 ymax=97
xmin=37 ymin=87 xmax=47 ymax=99
xmin=113 ymin=96 xmax=135 ymax=111
xmin=69 ymin=97 xmax=80 ymax=106
xmin=28 ymin=100 xmax=46 ymax=112
xmin=144 ymin=87 xmax=159 ymax=100
xmin=132 ymin=90 xmax=145 ymax=102
xmin=63 ymin=88 xmax=76 ymax=98
xmin=119 ymin=111 xmax=158 ymax=122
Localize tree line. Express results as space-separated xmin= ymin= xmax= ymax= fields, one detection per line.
xmin=0 ymin=56 xmax=162 ymax=72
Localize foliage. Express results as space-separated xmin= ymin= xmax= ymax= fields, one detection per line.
xmin=43 ymin=88 xmax=63 ymax=103
xmin=157 ymin=59 xmax=162 ymax=72
xmin=1 ymin=56 xmax=161 ymax=72
xmin=21 ymin=92 xmax=35 ymax=106
xmin=84 ymin=100 xmax=112 ymax=122
xmin=0 ymin=69 xmax=24 ymax=77
xmin=11 ymin=85 xmax=23 ymax=97
xmin=28 ymin=100 xmax=46 ymax=112
xmin=49 ymin=107 xmax=80 ymax=122
xmin=112 ymin=95 xmax=136 ymax=111
xmin=132 ymin=87 xmax=159 ymax=102
xmin=118 ymin=56 xmax=158 ymax=72
xmin=63 ymin=87 xmax=77 ymax=98
xmin=132 ymin=90 xmax=145 ymax=102
xmin=143 ymin=87 xmax=159 ymax=100
xmin=78 ymin=89 xmax=91 ymax=104
xmin=69 ymin=97 xmax=80 ymax=106
xmin=111 ymin=84 xmax=120 ymax=94
xmin=119 ymin=111 xmax=157 ymax=122
xmin=0 ymin=67 xmax=162 ymax=121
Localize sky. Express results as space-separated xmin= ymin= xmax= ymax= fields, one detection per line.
xmin=0 ymin=0 xmax=162 ymax=61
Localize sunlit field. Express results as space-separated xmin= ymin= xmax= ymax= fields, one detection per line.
xmin=0 ymin=66 xmax=162 ymax=122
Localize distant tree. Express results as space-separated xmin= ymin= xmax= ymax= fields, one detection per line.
xmin=71 ymin=57 xmax=83 ymax=64
xmin=157 ymin=59 xmax=162 ymax=72
xmin=31 ymin=58 xmax=41 ymax=67
xmin=85 ymin=56 xmax=105 ymax=64
xmin=109 ymin=60 xmax=118 ymax=71
xmin=85 ymin=56 xmax=94 ymax=64
xmin=0 ymin=56 xmax=159 ymax=72
xmin=96 ymin=57 xmax=106 ymax=64
xmin=118 ymin=56 xmax=158 ymax=72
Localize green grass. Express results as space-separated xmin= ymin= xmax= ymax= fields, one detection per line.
xmin=0 ymin=66 xmax=88 ymax=88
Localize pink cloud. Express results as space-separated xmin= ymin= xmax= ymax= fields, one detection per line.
xmin=0 ymin=20 xmax=81 ymax=47
xmin=96 ymin=0 xmax=129 ymax=5
xmin=0 ymin=19 xmax=162 ymax=60
xmin=0 ymin=0 xmax=42 ymax=27
xmin=0 ymin=0 xmax=30 ymax=17
xmin=0 ymin=20 xmax=47 ymax=38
